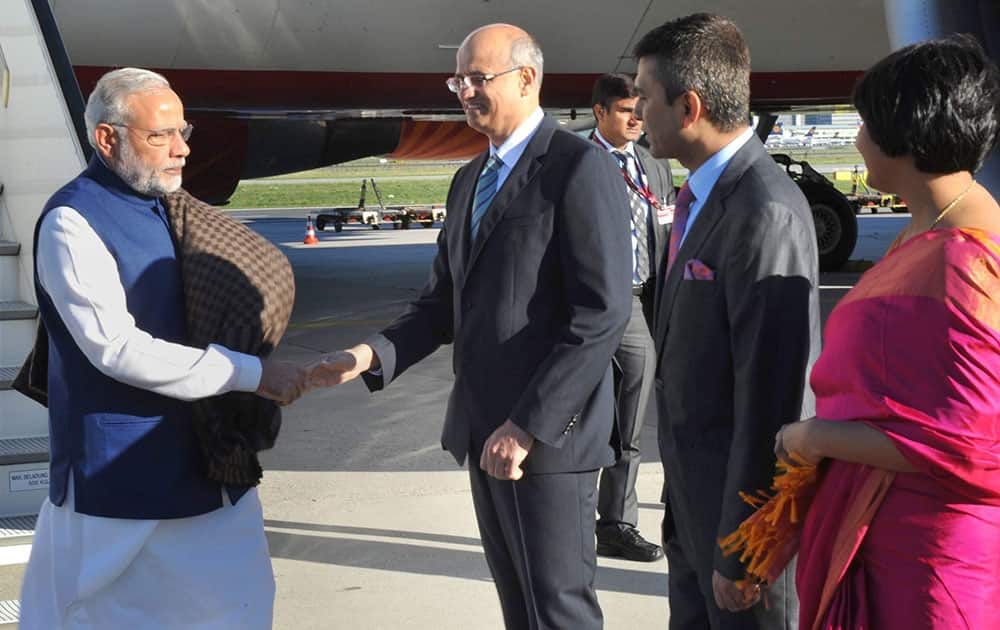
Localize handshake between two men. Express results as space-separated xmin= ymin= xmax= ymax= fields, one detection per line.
xmin=255 ymin=344 xmax=535 ymax=481
xmin=253 ymin=346 xmax=373 ymax=406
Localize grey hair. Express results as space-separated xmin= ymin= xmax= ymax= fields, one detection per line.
xmin=84 ymin=67 xmax=171 ymax=148
xmin=511 ymin=35 xmax=544 ymax=86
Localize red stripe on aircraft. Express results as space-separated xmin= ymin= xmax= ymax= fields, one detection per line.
xmin=73 ymin=66 xmax=864 ymax=110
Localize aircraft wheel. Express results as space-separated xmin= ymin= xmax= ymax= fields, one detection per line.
xmin=802 ymin=184 xmax=857 ymax=271
xmin=315 ymin=217 xmax=326 ymax=231
xmin=334 ymin=223 xmax=343 ymax=233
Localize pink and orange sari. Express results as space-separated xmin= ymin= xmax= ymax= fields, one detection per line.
xmin=725 ymin=228 xmax=1000 ymax=628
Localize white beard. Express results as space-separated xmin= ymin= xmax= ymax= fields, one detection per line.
xmin=113 ymin=140 xmax=183 ymax=197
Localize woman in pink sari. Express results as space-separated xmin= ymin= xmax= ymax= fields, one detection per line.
xmin=776 ymin=36 xmax=1000 ymax=629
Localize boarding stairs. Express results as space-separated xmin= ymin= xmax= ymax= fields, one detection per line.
xmin=0 ymin=0 xmax=89 ymax=622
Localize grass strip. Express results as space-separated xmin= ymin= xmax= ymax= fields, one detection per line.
xmin=228 ymin=180 xmax=452 ymax=209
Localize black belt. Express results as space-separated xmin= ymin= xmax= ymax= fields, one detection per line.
xmin=632 ymin=285 xmax=644 ymax=296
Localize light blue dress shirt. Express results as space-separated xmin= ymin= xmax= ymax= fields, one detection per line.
xmin=489 ymin=107 xmax=545 ymax=190
xmin=680 ymin=126 xmax=755 ymax=248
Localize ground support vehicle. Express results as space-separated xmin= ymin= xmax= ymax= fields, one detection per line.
xmin=771 ymin=154 xmax=858 ymax=271
xmin=315 ymin=178 xmax=447 ymax=232
xmin=840 ymin=165 xmax=908 ymax=214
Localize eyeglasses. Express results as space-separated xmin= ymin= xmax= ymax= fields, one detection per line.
xmin=446 ymin=66 xmax=523 ymax=93
xmin=109 ymin=122 xmax=193 ymax=147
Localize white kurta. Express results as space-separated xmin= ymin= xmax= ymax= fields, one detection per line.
xmin=19 ymin=205 xmax=274 ymax=628
xmin=20 ymin=481 xmax=274 ymax=629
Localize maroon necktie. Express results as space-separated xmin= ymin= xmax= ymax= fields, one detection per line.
xmin=666 ymin=182 xmax=694 ymax=274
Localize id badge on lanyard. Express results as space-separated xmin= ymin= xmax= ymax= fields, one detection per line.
xmin=656 ymin=204 xmax=674 ymax=226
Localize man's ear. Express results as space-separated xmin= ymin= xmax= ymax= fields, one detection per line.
xmin=519 ymin=66 xmax=539 ymax=96
xmin=679 ymin=91 xmax=703 ymax=128
xmin=94 ymin=123 xmax=118 ymax=161
xmin=592 ymin=104 xmax=606 ymax=123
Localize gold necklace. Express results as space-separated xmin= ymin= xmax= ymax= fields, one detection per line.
xmin=928 ymin=180 xmax=975 ymax=231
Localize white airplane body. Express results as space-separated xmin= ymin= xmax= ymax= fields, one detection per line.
xmin=48 ymin=1 xmax=998 ymax=196
xmin=38 ymin=0 xmax=1000 ymax=268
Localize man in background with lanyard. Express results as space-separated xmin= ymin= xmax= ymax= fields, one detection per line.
xmin=590 ymin=73 xmax=675 ymax=563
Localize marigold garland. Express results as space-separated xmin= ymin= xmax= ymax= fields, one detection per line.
xmin=718 ymin=454 xmax=819 ymax=588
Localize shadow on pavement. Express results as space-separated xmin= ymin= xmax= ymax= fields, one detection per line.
xmin=265 ymin=519 xmax=482 ymax=547
xmin=265 ymin=523 xmax=670 ymax=597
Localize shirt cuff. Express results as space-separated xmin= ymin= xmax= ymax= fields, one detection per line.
xmin=212 ymin=344 xmax=263 ymax=392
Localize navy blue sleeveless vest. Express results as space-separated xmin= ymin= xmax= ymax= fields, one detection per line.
xmin=34 ymin=157 xmax=248 ymax=518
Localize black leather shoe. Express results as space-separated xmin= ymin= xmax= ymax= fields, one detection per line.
xmin=596 ymin=525 xmax=664 ymax=562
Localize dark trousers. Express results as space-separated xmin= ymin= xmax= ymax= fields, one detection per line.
xmin=598 ymin=295 xmax=655 ymax=529
xmin=662 ymin=510 xmax=799 ymax=630
xmin=469 ymin=465 xmax=603 ymax=630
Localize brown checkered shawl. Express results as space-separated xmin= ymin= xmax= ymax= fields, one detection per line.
xmin=163 ymin=189 xmax=295 ymax=486
xmin=14 ymin=189 xmax=295 ymax=487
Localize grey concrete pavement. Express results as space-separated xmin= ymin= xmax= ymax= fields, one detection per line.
xmin=6 ymin=213 xmax=891 ymax=629
xmin=254 ymin=220 xmax=669 ymax=629
xmin=241 ymin=212 xmax=894 ymax=629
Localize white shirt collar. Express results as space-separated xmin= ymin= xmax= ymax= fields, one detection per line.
xmin=592 ymin=128 xmax=636 ymax=159
xmin=489 ymin=107 xmax=545 ymax=168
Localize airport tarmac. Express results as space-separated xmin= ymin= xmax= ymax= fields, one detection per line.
xmin=0 ymin=211 xmax=905 ymax=629
xmin=231 ymin=211 xmax=906 ymax=629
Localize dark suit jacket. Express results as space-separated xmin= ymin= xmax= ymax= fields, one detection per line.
xmin=653 ymin=136 xmax=821 ymax=580
xmin=364 ymin=116 xmax=632 ymax=474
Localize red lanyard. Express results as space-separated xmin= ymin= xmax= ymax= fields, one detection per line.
xmin=590 ymin=133 xmax=663 ymax=210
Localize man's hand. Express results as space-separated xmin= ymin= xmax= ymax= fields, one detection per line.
xmin=480 ymin=419 xmax=534 ymax=480
xmin=712 ymin=570 xmax=760 ymax=612
xmin=307 ymin=344 xmax=377 ymax=388
xmin=256 ymin=359 xmax=308 ymax=406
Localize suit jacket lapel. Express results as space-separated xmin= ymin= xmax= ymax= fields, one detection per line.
xmin=465 ymin=117 xmax=555 ymax=273
xmin=654 ymin=138 xmax=768 ymax=345
xmin=451 ymin=153 xmax=487 ymax=292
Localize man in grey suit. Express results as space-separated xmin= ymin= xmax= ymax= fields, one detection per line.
xmin=589 ymin=73 xmax=674 ymax=563
xmin=633 ymin=13 xmax=820 ymax=629
xmin=314 ymin=23 xmax=631 ymax=630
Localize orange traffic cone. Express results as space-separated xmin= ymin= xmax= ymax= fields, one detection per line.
xmin=303 ymin=215 xmax=319 ymax=245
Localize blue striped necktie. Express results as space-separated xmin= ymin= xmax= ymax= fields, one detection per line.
xmin=470 ymin=155 xmax=502 ymax=240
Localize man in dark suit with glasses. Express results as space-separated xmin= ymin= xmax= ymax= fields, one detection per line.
xmin=314 ymin=22 xmax=632 ymax=630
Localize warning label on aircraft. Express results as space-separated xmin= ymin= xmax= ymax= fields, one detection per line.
xmin=9 ymin=469 xmax=49 ymax=493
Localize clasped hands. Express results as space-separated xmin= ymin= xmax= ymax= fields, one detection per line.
xmin=255 ymin=344 xmax=375 ymax=406
xmin=262 ymin=345 xmax=534 ymax=480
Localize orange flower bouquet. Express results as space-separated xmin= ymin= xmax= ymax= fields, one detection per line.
xmin=719 ymin=454 xmax=819 ymax=589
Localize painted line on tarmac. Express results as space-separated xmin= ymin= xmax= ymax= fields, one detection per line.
xmin=288 ymin=319 xmax=393 ymax=330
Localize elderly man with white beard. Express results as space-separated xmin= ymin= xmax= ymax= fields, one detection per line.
xmin=18 ymin=67 xmax=306 ymax=629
